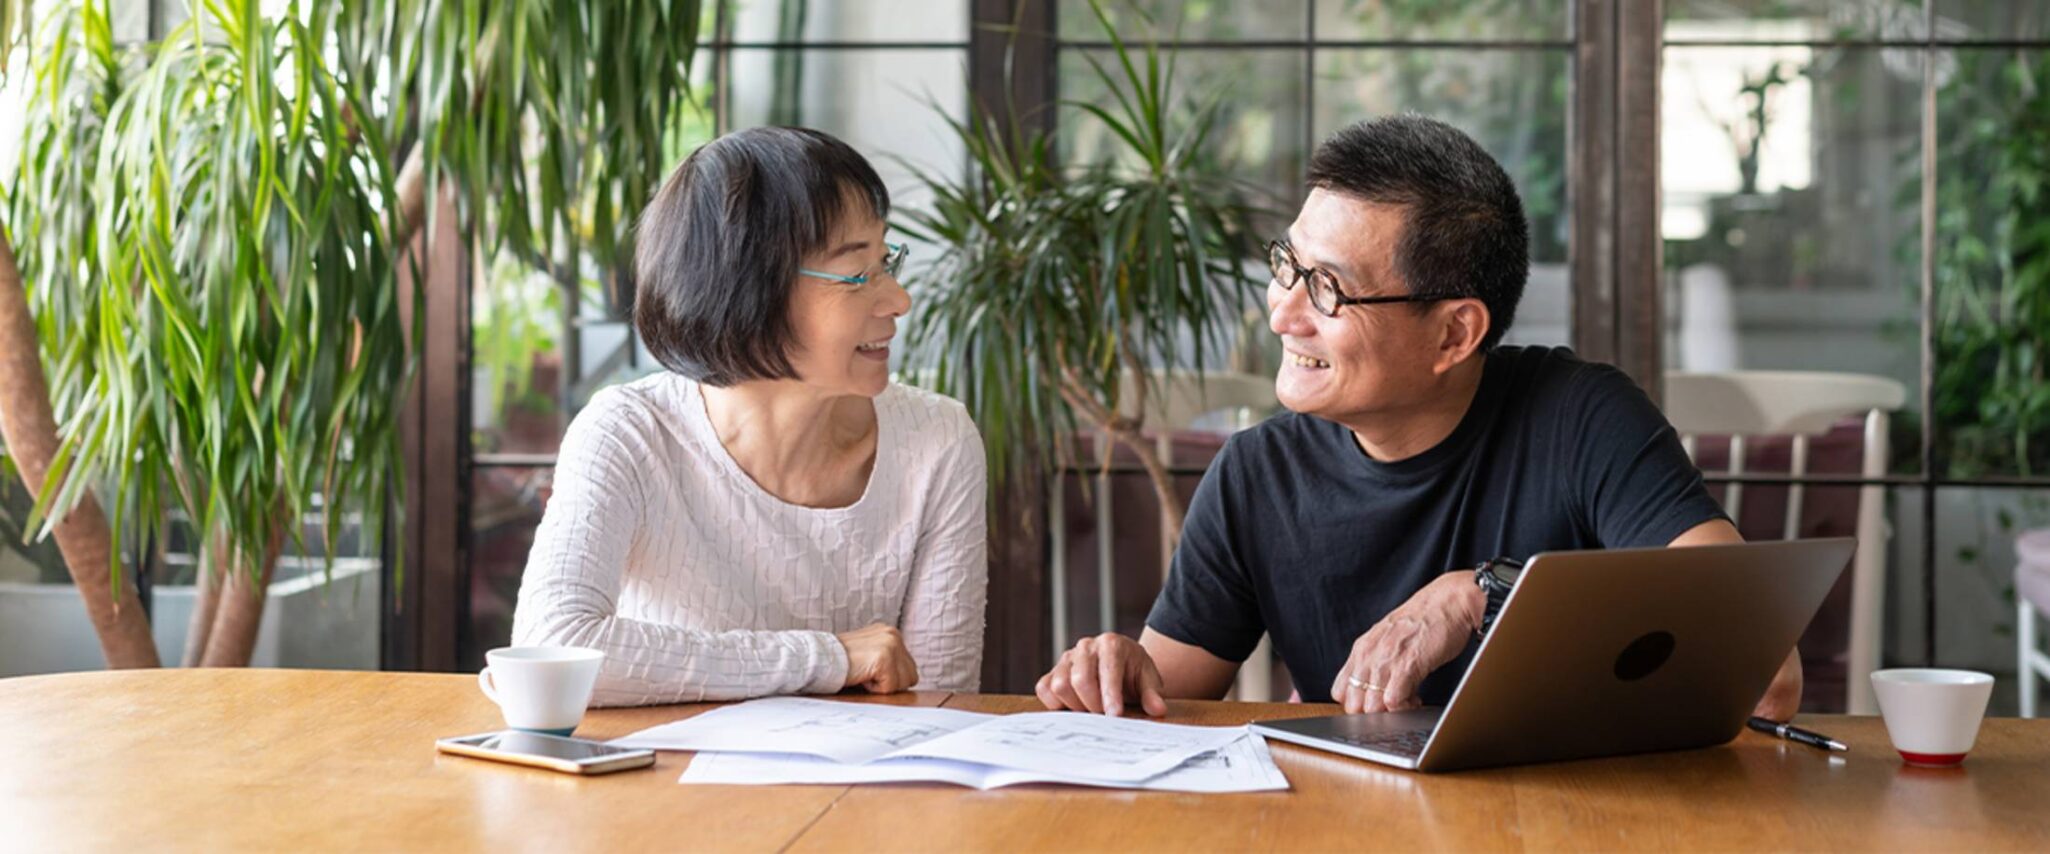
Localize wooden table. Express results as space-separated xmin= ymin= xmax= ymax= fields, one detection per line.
xmin=2 ymin=670 xmax=2045 ymax=852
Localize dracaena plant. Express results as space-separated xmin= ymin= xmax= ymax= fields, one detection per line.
xmin=0 ymin=0 xmax=701 ymax=667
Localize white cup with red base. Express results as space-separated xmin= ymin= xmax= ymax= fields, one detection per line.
xmin=1871 ymin=668 xmax=1994 ymax=767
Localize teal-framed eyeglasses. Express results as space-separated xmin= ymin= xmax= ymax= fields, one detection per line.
xmin=800 ymin=241 xmax=908 ymax=286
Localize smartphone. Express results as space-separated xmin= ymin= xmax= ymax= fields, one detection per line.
xmin=436 ymin=730 xmax=657 ymax=775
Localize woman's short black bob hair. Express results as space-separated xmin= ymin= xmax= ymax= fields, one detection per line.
xmin=633 ymin=126 xmax=890 ymax=386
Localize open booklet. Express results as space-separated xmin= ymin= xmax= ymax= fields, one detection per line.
xmin=609 ymin=696 xmax=1276 ymax=787
xmin=679 ymin=734 xmax=1288 ymax=793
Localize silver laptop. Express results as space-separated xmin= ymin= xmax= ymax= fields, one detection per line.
xmin=1250 ymin=538 xmax=1855 ymax=772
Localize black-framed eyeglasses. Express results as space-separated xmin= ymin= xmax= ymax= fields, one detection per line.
xmin=1268 ymin=239 xmax=1454 ymax=317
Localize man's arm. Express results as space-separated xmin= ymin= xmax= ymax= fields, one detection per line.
xmin=1331 ymin=517 xmax=1804 ymax=716
xmin=1140 ymin=627 xmax=1240 ymax=699
xmin=1567 ymin=365 xmax=1799 ymax=717
xmin=1669 ymin=518 xmax=1804 ymax=720
xmin=1034 ymin=430 xmax=1267 ymax=716
xmin=1668 ymin=517 xmax=1741 ymax=547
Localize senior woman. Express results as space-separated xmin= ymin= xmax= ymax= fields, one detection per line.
xmin=510 ymin=127 xmax=987 ymax=706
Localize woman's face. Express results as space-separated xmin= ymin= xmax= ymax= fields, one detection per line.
xmin=782 ymin=203 xmax=911 ymax=398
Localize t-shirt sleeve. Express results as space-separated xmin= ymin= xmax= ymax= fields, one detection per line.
xmin=1145 ymin=434 xmax=1265 ymax=663
xmin=1566 ymin=364 xmax=1731 ymax=548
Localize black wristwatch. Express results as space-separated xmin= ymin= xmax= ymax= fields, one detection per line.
xmin=1471 ymin=556 xmax=1526 ymax=638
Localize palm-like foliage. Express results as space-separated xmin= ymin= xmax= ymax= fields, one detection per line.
xmin=8 ymin=0 xmax=409 ymax=603
xmin=897 ymin=1 xmax=1265 ymax=539
xmin=0 ymin=0 xmax=702 ymax=666
xmin=404 ymin=0 xmax=703 ymax=285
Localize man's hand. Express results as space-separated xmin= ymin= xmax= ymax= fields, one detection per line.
xmin=1751 ymin=648 xmax=1803 ymax=721
xmin=1035 ymin=632 xmax=1170 ymax=717
xmin=836 ymin=623 xmax=919 ymax=694
xmin=1331 ymin=571 xmax=1484 ymax=713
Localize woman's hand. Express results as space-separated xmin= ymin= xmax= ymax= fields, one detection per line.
xmin=836 ymin=623 xmax=920 ymax=693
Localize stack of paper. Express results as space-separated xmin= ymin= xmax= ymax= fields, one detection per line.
xmin=609 ymin=697 xmax=1289 ymax=793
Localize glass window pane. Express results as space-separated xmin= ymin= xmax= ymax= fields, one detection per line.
xmin=472 ymin=251 xmax=572 ymax=458
xmin=1932 ymin=487 xmax=2050 ymax=717
xmin=1886 ymin=485 xmax=1931 ymax=666
xmin=1317 ymin=0 xmax=1571 ymax=43
xmin=728 ymin=0 xmax=969 ymax=43
xmin=111 ymin=0 xmax=150 ymax=43
xmin=725 ymin=48 xmax=968 ymax=216
xmin=1312 ymin=48 xmax=1571 ymax=345
xmin=1931 ymin=50 xmax=2050 ymax=478
xmin=1060 ymin=48 xmax=1308 ymax=210
xmin=463 ymin=467 xmax=554 ymax=671
xmin=1935 ymin=1 xmax=2050 ymax=42
xmin=1666 ymin=0 xmax=1927 ymax=43
xmin=471 ymin=56 xmax=712 ymax=458
xmin=1660 ymin=47 xmax=1924 ymax=474
xmin=1058 ymin=0 xmax=1308 ymax=43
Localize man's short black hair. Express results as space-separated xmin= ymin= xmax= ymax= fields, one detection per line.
xmin=633 ymin=126 xmax=890 ymax=386
xmin=1307 ymin=114 xmax=1529 ymax=351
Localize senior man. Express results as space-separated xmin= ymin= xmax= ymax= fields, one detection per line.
xmin=1036 ymin=115 xmax=1800 ymax=721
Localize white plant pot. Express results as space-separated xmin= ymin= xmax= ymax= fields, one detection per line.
xmin=0 ymin=558 xmax=380 ymax=676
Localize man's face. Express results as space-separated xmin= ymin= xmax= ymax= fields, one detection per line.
xmin=1267 ymin=188 xmax=1445 ymax=423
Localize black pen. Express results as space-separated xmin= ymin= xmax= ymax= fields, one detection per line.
xmin=1747 ymin=716 xmax=1848 ymax=752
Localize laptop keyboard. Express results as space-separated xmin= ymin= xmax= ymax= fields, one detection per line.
xmin=1329 ymin=728 xmax=1434 ymax=758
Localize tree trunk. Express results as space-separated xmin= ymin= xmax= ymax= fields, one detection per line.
xmin=394 ymin=148 xmax=427 ymax=247
xmin=198 ymin=550 xmax=279 ymax=667
xmin=196 ymin=513 xmax=291 ymax=667
xmin=0 ymin=237 xmax=160 ymax=668
xmin=180 ymin=532 xmax=227 ymax=666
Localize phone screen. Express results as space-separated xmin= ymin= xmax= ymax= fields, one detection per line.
xmin=460 ymin=731 xmax=641 ymax=761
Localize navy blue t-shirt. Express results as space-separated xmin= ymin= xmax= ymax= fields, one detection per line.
xmin=1145 ymin=346 xmax=1728 ymax=704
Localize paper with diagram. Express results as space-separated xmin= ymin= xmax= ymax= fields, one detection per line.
xmin=608 ymin=697 xmax=992 ymax=763
xmin=679 ymin=732 xmax=1289 ymax=793
xmin=610 ymin=697 xmax=1253 ymax=783
xmin=893 ymin=709 xmax=1248 ymax=781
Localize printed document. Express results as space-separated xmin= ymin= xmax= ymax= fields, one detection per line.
xmin=610 ymin=697 xmax=1254 ymax=783
xmin=679 ymin=732 xmax=1289 ymax=793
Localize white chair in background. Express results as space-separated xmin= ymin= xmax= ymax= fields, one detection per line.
xmin=1047 ymin=370 xmax=1280 ymax=701
xmin=1662 ymin=371 xmax=1908 ymax=715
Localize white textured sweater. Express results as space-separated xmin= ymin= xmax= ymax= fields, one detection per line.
xmin=510 ymin=373 xmax=988 ymax=706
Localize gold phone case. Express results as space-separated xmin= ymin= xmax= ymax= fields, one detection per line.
xmin=436 ymin=732 xmax=656 ymax=775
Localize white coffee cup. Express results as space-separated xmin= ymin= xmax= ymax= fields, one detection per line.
xmin=1870 ymin=668 xmax=1994 ymax=767
xmin=477 ymin=646 xmax=604 ymax=735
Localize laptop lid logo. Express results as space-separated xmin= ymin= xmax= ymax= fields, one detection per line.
xmin=1614 ymin=631 xmax=1676 ymax=681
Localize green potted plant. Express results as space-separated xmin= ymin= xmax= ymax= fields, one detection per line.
xmin=898 ymin=1 xmax=1265 ymax=545
xmin=0 ymin=0 xmax=702 ymax=668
